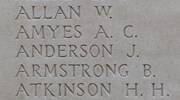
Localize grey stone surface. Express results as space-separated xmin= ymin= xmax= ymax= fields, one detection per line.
xmin=0 ymin=0 xmax=180 ymax=100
